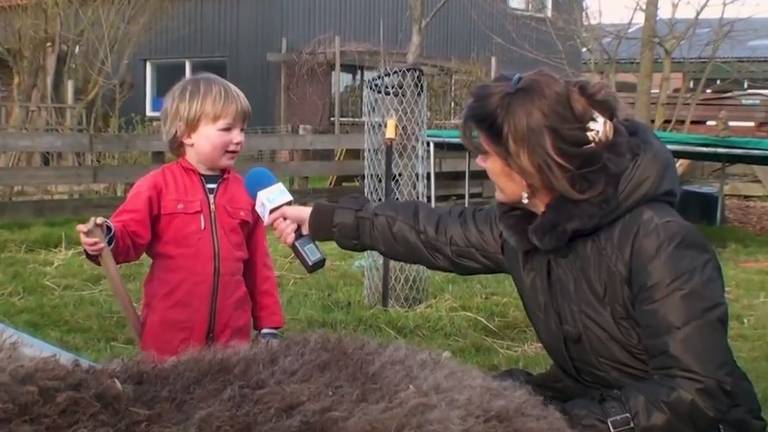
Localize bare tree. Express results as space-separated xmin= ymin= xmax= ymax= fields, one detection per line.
xmin=665 ymin=1 xmax=741 ymax=133
xmin=652 ymin=0 xmax=711 ymax=128
xmin=579 ymin=1 xmax=641 ymax=89
xmin=635 ymin=0 xmax=659 ymax=123
xmin=0 ymin=0 xmax=166 ymax=133
xmin=682 ymin=14 xmax=739 ymax=131
xmin=406 ymin=0 xmax=450 ymax=64
xmin=643 ymin=1 xmax=741 ymax=175
xmin=71 ymin=1 xmax=167 ymax=132
xmin=0 ymin=0 xmax=166 ymax=205
xmin=467 ymin=0 xmax=577 ymax=74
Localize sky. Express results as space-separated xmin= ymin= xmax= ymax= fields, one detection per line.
xmin=585 ymin=0 xmax=768 ymax=23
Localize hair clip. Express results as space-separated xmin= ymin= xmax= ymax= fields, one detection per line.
xmin=509 ymin=73 xmax=523 ymax=92
xmin=585 ymin=111 xmax=613 ymax=145
xmin=495 ymin=72 xmax=523 ymax=92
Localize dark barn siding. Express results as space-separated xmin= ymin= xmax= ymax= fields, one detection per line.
xmin=124 ymin=0 xmax=580 ymax=126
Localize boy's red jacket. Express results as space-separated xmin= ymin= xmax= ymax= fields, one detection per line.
xmin=91 ymin=158 xmax=284 ymax=360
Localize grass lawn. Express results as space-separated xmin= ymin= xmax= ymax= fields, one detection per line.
xmin=0 ymin=218 xmax=766 ymax=410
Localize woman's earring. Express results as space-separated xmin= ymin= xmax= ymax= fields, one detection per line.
xmin=521 ymin=191 xmax=530 ymax=205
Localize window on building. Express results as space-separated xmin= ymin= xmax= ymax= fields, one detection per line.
xmin=505 ymin=0 xmax=552 ymax=16
xmin=191 ymin=59 xmax=228 ymax=77
xmin=746 ymin=79 xmax=768 ymax=91
xmin=145 ymin=58 xmax=228 ymax=116
xmin=330 ymin=65 xmax=375 ymax=121
xmin=689 ymin=77 xmax=743 ymax=94
xmin=615 ymin=81 xmax=637 ymax=93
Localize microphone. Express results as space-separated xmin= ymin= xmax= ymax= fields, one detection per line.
xmin=244 ymin=167 xmax=326 ymax=273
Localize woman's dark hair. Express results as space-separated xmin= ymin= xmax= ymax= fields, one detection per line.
xmin=460 ymin=69 xmax=622 ymax=200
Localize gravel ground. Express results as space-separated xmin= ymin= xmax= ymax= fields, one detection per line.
xmin=725 ymin=197 xmax=768 ymax=235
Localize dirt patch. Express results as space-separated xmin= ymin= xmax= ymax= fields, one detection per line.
xmin=737 ymin=261 xmax=768 ymax=270
xmin=726 ymin=198 xmax=768 ymax=235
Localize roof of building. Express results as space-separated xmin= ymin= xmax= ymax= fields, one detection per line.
xmin=584 ymin=17 xmax=768 ymax=63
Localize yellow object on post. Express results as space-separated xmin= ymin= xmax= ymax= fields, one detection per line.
xmin=385 ymin=117 xmax=398 ymax=143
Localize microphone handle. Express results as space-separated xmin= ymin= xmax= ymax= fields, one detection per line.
xmin=290 ymin=228 xmax=326 ymax=273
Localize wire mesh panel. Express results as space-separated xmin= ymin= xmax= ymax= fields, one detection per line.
xmin=362 ymin=67 xmax=429 ymax=308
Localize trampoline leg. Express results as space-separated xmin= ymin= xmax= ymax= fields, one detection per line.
xmin=716 ymin=162 xmax=726 ymax=226
xmin=430 ymin=141 xmax=436 ymax=208
xmin=465 ymin=151 xmax=470 ymax=207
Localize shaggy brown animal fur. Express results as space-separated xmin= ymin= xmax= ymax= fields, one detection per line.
xmin=0 ymin=332 xmax=573 ymax=431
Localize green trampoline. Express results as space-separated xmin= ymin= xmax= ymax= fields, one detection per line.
xmin=423 ymin=129 xmax=768 ymax=220
xmin=425 ymin=129 xmax=768 ymax=164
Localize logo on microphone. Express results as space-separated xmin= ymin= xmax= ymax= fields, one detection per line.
xmin=255 ymin=183 xmax=293 ymax=223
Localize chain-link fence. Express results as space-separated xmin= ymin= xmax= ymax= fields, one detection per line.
xmin=362 ymin=67 xmax=429 ymax=308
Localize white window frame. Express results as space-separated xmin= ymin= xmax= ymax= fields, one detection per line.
xmin=145 ymin=58 xmax=227 ymax=117
xmin=505 ymin=0 xmax=552 ymax=17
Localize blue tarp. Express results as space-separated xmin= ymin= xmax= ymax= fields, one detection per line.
xmin=0 ymin=322 xmax=95 ymax=366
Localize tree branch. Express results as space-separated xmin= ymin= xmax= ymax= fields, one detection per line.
xmin=423 ymin=0 xmax=450 ymax=28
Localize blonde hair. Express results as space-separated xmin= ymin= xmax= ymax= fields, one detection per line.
xmin=160 ymin=73 xmax=251 ymax=157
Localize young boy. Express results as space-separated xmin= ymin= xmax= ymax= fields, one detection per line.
xmin=76 ymin=73 xmax=284 ymax=361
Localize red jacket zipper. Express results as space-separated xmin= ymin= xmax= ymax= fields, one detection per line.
xmin=202 ymin=177 xmax=222 ymax=345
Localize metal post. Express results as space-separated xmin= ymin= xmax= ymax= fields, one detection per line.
xmin=334 ymin=35 xmax=341 ymax=135
xmin=381 ymin=144 xmax=393 ymax=308
xmin=464 ymin=151 xmax=470 ymax=206
xmin=65 ymin=79 xmax=75 ymax=130
xmin=716 ymin=161 xmax=726 ymax=226
xmin=430 ymin=140 xmax=436 ymax=207
xmin=280 ymin=37 xmax=293 ymax=188
xmin=280 ymin=37 xmax=287 ymax=127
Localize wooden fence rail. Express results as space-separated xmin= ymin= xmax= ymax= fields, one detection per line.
xmin=616 ymin=92 xmax=768 ymax=136
xmin=0 ymin=132 xmax=488 ymax=219
xmin=0 ymin=132 xmax=482 ymax=187
xmin=0 ymin=132 xmax=366 ymax=153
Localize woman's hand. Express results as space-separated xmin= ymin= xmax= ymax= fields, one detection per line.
xmin=268 ymin=205 xmax=313 ymax=247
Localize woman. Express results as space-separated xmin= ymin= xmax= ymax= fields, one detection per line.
xmin=269 ymin=70 xmax=765 ymax=432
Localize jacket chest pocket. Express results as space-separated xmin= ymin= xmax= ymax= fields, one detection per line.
xmin=220 ymin=204 xmax=253 ymax=260
xmin=159 ymin=199 xmax=204 ymax=245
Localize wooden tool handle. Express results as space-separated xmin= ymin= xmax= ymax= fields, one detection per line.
xmin=85 ymin=220 xmax=141 ymax=343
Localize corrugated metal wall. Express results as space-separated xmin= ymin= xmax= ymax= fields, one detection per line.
xmin=124 ymin=0 xmax=581 ymax=126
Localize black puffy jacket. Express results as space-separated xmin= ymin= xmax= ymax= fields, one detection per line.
xmin=309 ymin=120 xmax=765 ymax=432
